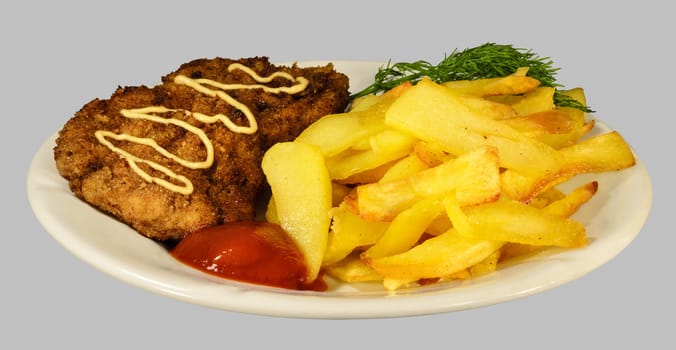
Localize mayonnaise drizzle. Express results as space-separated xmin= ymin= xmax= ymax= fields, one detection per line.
xmin=95 ymin=63 xmax=309 ymax=194
xmin=173 ymin=63 xmax=308 ymax=135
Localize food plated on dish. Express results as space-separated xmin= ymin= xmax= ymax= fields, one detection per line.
xmin=28 ymin=43 xmax=651 ymax=316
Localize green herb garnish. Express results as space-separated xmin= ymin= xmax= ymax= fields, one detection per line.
xmin=351 ymin=43 xmax=593 ymax=113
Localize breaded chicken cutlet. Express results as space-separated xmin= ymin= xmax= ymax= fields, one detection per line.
xmin=54 ymin=57 xmax=349 ymax=241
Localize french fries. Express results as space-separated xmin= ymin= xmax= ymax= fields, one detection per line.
xmin=262 ymin=70 xmax=636 ymax=290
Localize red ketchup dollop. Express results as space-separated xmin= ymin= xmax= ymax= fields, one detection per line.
xmin=170 ymin=221 xmax=326 ymax=291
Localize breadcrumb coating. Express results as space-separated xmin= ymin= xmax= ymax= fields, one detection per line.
xmin=54 ymin=57 xmax=349 ymax=240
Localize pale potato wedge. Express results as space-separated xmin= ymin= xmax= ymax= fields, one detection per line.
xmin=262 ymin=141 xmax=332 ymax=281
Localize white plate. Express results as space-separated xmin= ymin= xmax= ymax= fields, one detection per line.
xmin=27 ymin=61 xmax=652 ymax=319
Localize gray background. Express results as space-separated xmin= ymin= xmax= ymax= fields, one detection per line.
xmin=3 ymin=0 xmax=672 ymax=348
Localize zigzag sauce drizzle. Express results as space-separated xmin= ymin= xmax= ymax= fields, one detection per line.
xmin=95 ymin=63 xmax=308 ymax=195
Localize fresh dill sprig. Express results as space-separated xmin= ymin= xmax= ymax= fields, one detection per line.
xmin=351 ymin=43 xmax=593 ymax=113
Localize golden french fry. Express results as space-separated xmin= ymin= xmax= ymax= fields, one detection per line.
xmin=456 ymin=94 xmax=518 ymax=120
xmin=334 ymin=159 xmax=398 ymax=185
xmin=460 ymin=199 xmax=588 ymax=248
xmin=490 ymin=180 xmax=594 ymax=264
xmin=469 ymin=250 xmax=501 ymax=277
xmin=528 ymin=186 xmax=566 ymax=209
xmin=385 ymin=78 xmax=561 ymax=176
xmin=481 ymin=75 xmax=540 ymax=96
xmin=558 ymin=131 xmax=636 ymax=170
xmin=365 ymin=230 xmax=503 ymax=280
xmin=442 ymin=192 xmax=501 ymax=278
xmin=382 ymin=276 xmax=420 ymax=290
xmin=323 ymin=203 xmax=390 ymax=265
xmin=441 ymin=269 xmax=472 ymax=281
xmin=442 ymin=78 xmax=497 ymax=96
xmin=351 ymin=146 xmax=500 ymax=222
xmin=323 ymin=205 xmax=363 ymax=266
xmin=378 ymin=152 xmax=430 ymax=183
xmin=542 ymin=181 xmax=598 ymax=218
xmin=580 ymin=119 xmax=596 ymax=138
xmin=324 ymin=254 xmax=383 ymax=283
xmin=362 ymin=197 xmax=444 ymax=259
xmin=348 ymin=94 xmax=383 ymax=112
xmin=425 ymin=215 xmax=453 ymax=236
xmin=492 ymin=86 xmax=556 ymax=116
xmin=443 ymin=192 xmax=472 ymax=236
xmin=296 ymin=94 xmax=395 ymax=157
xmin=346 ymin=82 xmax=411 ymax=114
xmin=442 ymin=67 xmax=540 ymax=97
xmin=501 ymin=131 xmax=636 ymax=201
xmin=502 ymin=108 xmax=587 ymax=149
xmin=382 ymin=81 xmax=414 ymax=98
xmin=325 ymin=129 xmax=416 ymax=180
xmin=559 ymin=87 xmax=587 ymax=106
xmin=413 ymin=141 xmax=455 ymax=167
xmin=499 ymin=242 xmax=545 ymax=262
